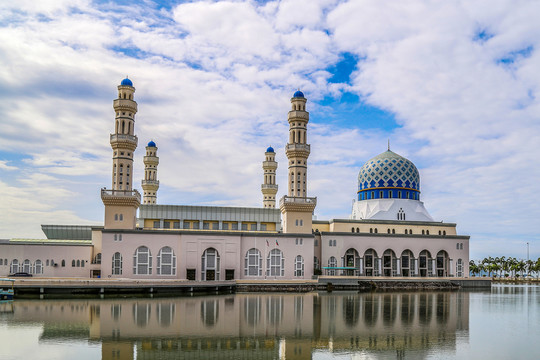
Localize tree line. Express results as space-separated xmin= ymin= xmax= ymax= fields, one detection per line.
xmin=469 ymin=256 xmax=540 ymax=278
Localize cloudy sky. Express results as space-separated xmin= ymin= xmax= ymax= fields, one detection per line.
xmin=1 ymin=0 xmax=539 ymax=260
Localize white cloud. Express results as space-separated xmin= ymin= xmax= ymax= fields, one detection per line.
xmin=0 ymin=0 xmax=538 ymax=259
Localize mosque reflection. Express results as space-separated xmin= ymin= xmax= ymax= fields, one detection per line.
xmin=1 ymin=291 xmax=469 ymax=359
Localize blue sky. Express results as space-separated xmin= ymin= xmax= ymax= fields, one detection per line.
xmin=1 ymin=0 xmax=539 ymax=261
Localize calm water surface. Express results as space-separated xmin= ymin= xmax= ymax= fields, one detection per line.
xmin=0 ymin=285 xmax=539 ymax=359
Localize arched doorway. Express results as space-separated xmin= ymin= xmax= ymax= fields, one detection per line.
xmin=202 ymin=248 xmax=220 ymax=280
xmin=382 ymin=249 xmax=397 ymax=277
xmin=363 ymin=249 xmax=378 ymax=276
xmin=436 ymin=250 xmax=449 ymax=277
xmin=400 ymin=250 xmax=414 ymax=277
xmin=343 ymin=248 xmax=360 ymax=276
xmin=418 ymin=250 xmax=432 ymax=277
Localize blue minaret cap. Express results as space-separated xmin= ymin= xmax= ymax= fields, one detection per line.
xmin=121 ymin=77 xmax=133 ymax=86
xmin=293 ymin=90 xmax=304 ymax=98
xmin=147 ymin=140 xmax=156 ymax=147
xmin=266 ymin=146 xmax=274 ymax=153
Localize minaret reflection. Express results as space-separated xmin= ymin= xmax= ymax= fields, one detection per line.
xmin=3 ymin=291 xmax=469 ymax=359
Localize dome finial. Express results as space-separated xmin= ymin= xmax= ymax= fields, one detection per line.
xmin=388 ymin=139 xmax=390 ymax=151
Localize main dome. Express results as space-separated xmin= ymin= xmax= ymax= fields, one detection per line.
xmin=357 ymin=150 xmax=420 ymax=201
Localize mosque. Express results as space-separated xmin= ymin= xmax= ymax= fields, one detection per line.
xmin=0 ymin=78 xmax=470 ymax=280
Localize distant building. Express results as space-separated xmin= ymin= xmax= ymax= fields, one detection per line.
xmin=0 ymin=79 xmax=469 ymax=279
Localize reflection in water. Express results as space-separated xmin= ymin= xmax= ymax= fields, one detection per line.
xmin=0 ymin=291 xmax=473 ymax=359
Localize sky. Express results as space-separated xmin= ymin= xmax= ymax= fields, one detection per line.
xmin=1 ymin=0 xmax=539 ymax=261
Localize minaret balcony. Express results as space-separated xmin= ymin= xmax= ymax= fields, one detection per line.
xmin=101 ymin=188 xmax=141 ymax=206
xmin=143 ymin=156 xmax=159 ymax=165
xmin=285 ymin=143 xmax=310 ymax=156
xmin=288 ymin=111 xmax=309 ymax=120
xmin=262 ymin=161 xmax=277 ymax=169
xmin=113 ymin=99 xmax=138 ymax=112
xmin=279 ymin=196 xmax=317 ymax=207
xmin=142 ymin=180 xmax=160 ymax=187
xmin=261 ymin=184 xmax=278 ymax=190
xmin=110 ymin=134 xmax=138 ymax=147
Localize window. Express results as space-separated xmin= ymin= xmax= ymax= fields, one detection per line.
xmin=23 ymin=259 xmax=31 ymax=273
xmin=379 ymin=191 xmax=383 ymax=198
xmin=72 ymin=260 xmax=76 ymax=267
xmin=203 ymin=222 xmax=210 ymax=230
xmin=183 ymin=221 xmax=190 ymax=229
xmin=267 ymin=249 xmax=284 ymax=277
xmin=34 ymin=260 xmax=43 ymax=274
xmin=154 ymin=221 xmax=160 ymax=228
xmin=352 ymin=227 xmax=355 ymax=233
xmin=76 ymin=260 xmax=80 ymax=267
xmin=260 ymin=224 xmax=267 ymax=231
xmin=294 ymin=255 xmax=304 ymax=277
xmin=250 ymin=223 xmax=257 ymax=231
xmin=202 ymin=248 xmax=220 ymax=280
xmin=314 ymin=239 xmax=318 ymax=246
xmin=231 ymin=222 xmax=238 ymax=230
xmin=115 ymin=214 xmax=118 ymax=221
xmin=119 ymin=214 xmax=123 ymax=221
xmin=133 ymin=246 xmax=152 ymax=275
xmin=388 ymin=191 xmax=392 ymax=198
xmin=163 ymin=221 xmax=170 ymax=228
xmin=10 ymin=259 xmax=19 ymax=274
xmin=328 ymin=256 xmax=337 ymax=275
xmin=460 ymin=243 xmax=463 ymax=250
xmin=244 ymin=249 xmax=262 ymax=276
xmin=157 ymin=247 xmax=176 ymax=275
xmin=456 ymin=259 xmax=463 ymax=277
xmin=61 ymin=260 xmax=65 ymax=267
xmin=374 ymin=228 xmax=378 ymax=233
xmin=222 ymin=222 xmax=229 ymax=230
xmin=314 ymin=256 xmax=320 ymax=271
xmin=242 ymin=223 xmax=248 ymax=231
xmin=456 ymin=243 xmax=459 ymax=249
xmin=333 ymin=239 xmax=336 ymax=247
xmin=45 ymin=259 xmax=49 ymax=266
xmin=81 ymin=260 xmax=85 ymax=267
xmin=173 ymin=221 xmax=181 ymax=229
xmin=426 ymin=230 xmax=430 ymax=235
xmin=112 ymin=252 xmax=122 ymax=275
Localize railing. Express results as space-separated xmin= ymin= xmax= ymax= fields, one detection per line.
xmin=261 ymin=184 xmax=278 ymax=190
xmin=262 ymin=161 xmax=277 ymax=168
xmin=101 ymin=188 xmax=141 ymax=201
xmin=279 ymin=196 xmax=317 ymax=207
xmin=141 ymin=180 xmax=160 ymax=186
xmin=143 ymin=156 xmax=159 ymax=163
xmin=285 ymin=143 xmax=310 ymax=152
xmin=110 ymin=134 xmax=138 ymax=144
xmin=113 ymin=99 xmax=137 ymax=111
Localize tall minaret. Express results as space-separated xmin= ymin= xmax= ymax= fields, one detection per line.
xmin=101 ymin=78 xmax=141 ymax=229
xmin=279 ymin=90 xmax=316 ymax=233
xmin=142 ymin=140 xmax=159 ymax=204
xmin=261 ymin=146 xmax=278 ymax=208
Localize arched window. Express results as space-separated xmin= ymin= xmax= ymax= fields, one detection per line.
xmin=157 ymin=247 xmax=176 ymax=275
xmin=267 ymin=249 xmax=284 ymax=277
xmin=426 ymin=230 xmax=430 ymax=235
xmin=72 ymin=260 xmax=76 ymax=267
xmin=351 ymin=227 xmax=355 ymax=233
xmin=133 ymin=246 xmax=152 ymax=275
xmin=76 ymin=260 xmax=80 ymax=267
xmin=23 ymin=259 xmax=31 ymax=273
xmin=314 ymin=256 xmax=320 ymax=271
xmin=405 ymin=229 xmax=408 ymax=234
xmin=294 ymin=255 xmax=304 ymax=277
xmin=10 ymin=259 xmax=19 ymax=274
xmin=245 ymin=248 xmax=262 ymax=276
xmin=34 ymin=260 xmax=43 ymax=274
xmin=112 ymin=252 xmax=122 ymax=275
xmin=81 ymin=259 xmax=85 ymax=267
xmin=328 ymin=256 xmax=337 ymax=276
xmin=392 ymin=229 xmax=395 ymax=234
xmin=374 ymin=228 xmax=378 ymax=233
xmin=443 ymin=230 xmax=446 ymax=236
xmin=329 ymin=239 xmax=332 ymax=246
xmin=409 ymin=229 xmax=413 ymax=234
xmin=370 ymin=228 xmax=373 ymax=233
xmin=356 ymin=228 xmax=359 ymax=233
xmin=61 ymin=259 xmax=65 ymax=267
xmin=422 ymin=230 xmax=425 ymax=235
xmin=387 ymin=229 xmax=391 ymax=234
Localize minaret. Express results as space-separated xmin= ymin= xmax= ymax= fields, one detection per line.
xmin=101 ymin=77 xmax=141 ymax=229
xmin=261 ymin=146 xmax=278 ymax=208
xmin=279 ymin=90 xmax=316 ymax=233
xmin=142 ymin=140 xmax=159 ymax=204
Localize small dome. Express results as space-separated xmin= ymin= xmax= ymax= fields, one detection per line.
xmin=147 ymin=140 xmax=156 ymax=147
xmin=293 ymin=90 xmax=304 ymax=98
xmin=266 ymin=146 xmax=275 ymax=153
xmin=121 ymin=78 xmax=133 ymax=86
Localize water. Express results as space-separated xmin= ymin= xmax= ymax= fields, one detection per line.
xmin=0 ymin=285 xmax=538 ymax=359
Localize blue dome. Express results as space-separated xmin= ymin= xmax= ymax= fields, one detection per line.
xmin=147 ymin=140 xmax=156 ymax=147
xmin=266 ymin=146 xmax=274 ymax=153
xmin=121 ymin=78 xmax=133 ymax=86
xmin=357 ymin=150 xmax=421 ymax=201
xmin=293 ymin=90 xmax=304 ymax=98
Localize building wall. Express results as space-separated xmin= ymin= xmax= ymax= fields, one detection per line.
xmin=0 ymin=243 xmax=93 ymax=277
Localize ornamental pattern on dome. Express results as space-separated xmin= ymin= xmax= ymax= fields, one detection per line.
xmin=358 ymin=150 xmax=420 ymax=191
